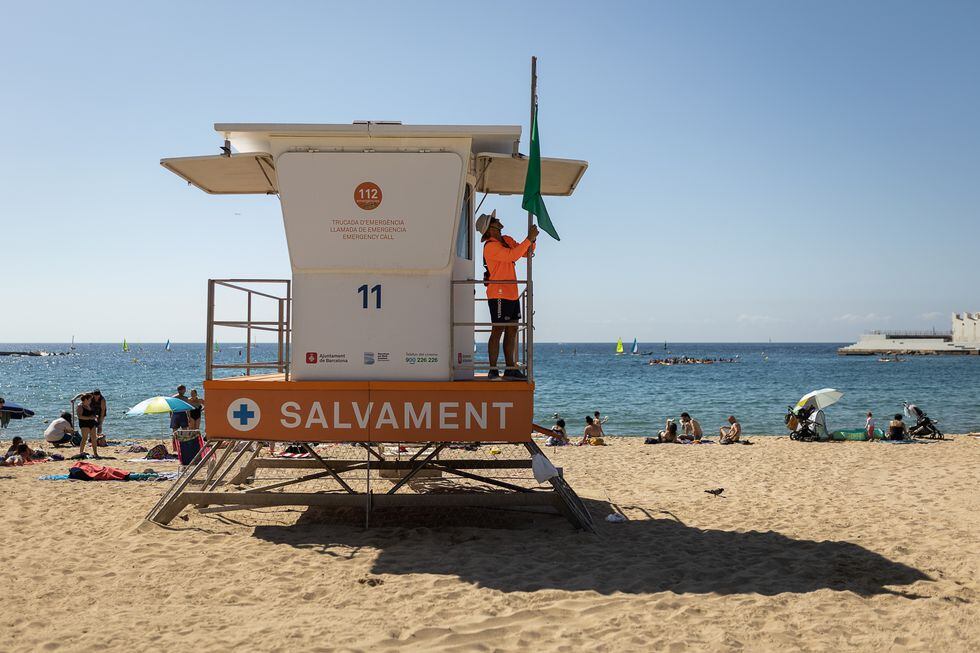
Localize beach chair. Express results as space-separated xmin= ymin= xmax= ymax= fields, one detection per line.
xmin=173 ymin=429 xmax=206 ymax=465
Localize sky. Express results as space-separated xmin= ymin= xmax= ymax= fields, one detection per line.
xmin=1 ymin=0 xmax=978 ymax=343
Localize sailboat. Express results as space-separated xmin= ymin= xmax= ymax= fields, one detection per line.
xmin=615 ymin=338 xmax=624 ymax=355
xmin=631 ymin=338 xmax=639 ymax=355
xmin=214 ymin=342 xmax=220 ymax=353
xmin=165 ymin=339 xmax=172 ymax=352
xmin=122 ymin=339 xmax=129 ymax=353
xmin=69 ymin=335 xmax=75 ymax=352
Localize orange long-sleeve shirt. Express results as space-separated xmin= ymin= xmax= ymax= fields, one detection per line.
xmin=483 ymin=235 xmax=535 ymax=301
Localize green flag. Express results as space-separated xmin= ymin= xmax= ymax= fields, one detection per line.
xmin=522 ymin=106 xmax=559 ymax=241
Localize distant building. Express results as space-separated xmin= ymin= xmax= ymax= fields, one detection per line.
xmin=952 ymin=312 xmax=980 ymax=343
xmin=839 ymin=312 xmax=980 ymax=355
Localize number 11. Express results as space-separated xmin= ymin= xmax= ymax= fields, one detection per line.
xmin=358 ymin=284 xmax=382 ymax=309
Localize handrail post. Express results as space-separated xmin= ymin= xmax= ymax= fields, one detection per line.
xmin=285 ymin=280 xmax=292 ymax=380
xmin=246 ymin=291 xmax=253 ymax=376
xmin=277 ymin=299 xmax=285 ymax=374
xmin=205 ymin=280 xmax=215 ymax=381
xmin=449 ymin=278 xmax=455 ymax=378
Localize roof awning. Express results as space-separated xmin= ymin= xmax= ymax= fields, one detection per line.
xmin=160 ymin=153 xmax=278 ymax=194
xmin=474 ymin=153 xmax=588 ymax=196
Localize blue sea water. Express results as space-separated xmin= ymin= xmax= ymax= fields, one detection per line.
xmin=1 ymin=342 xmax=978 ymax=441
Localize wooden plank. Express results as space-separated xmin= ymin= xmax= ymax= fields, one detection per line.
xmin=179 ymin=490 xmax=559 ymax=510
xmin=246 ymin=458 xmax=534 ymax=470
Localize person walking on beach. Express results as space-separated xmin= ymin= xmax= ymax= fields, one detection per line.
xmin=76 ymin=393 xmax=100 ymax=458
xmin=719 ymin=415 xmax=741 ymax=444
xmin=679 ymin=412 xmax=702 ymax=441
xmin=476 ymin=210 xmax=537 ymax=380
xmin=171 ymin=385 xmax=190 ymax=434
xmin=187 ymin=389 xmax=204 ymax=431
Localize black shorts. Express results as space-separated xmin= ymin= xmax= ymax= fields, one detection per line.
xmin=171 ymin=412 xmax=189 ymax=430
xmin=489 ymin=298 xmax=521 ymax=324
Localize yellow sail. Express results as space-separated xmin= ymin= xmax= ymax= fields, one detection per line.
xmin=122 ymin=339 xmax=129 ymax=353
xmin=615 ymin=338 xmax=624 ymax=354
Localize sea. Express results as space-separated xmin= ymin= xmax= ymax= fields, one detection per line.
xmin=1 ymin=342 xmax=978 ymax=441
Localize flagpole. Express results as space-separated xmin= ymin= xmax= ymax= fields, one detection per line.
xmin=526 ymin=55 xmax=536 ymax=382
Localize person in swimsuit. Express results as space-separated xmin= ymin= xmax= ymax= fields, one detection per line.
xmin=866 ymin=411 xmax=876 ymax=441
xmin=546 ymin=418 xmax=570 ymax=446
xmin=187 ymin=389 xmax=204 ymax=431
xmin=76 ymin=393 xmax=100 ymax=458
xmin=887 ymin=414 xmax=909 ymax=440
xmin=719 ymin=415 xmax=742 ymax=444
xmin=579 ymin=416 xmax=599 ymax=446
xmin=91 ymin=389 xmax=107 ymax=438
xmin=171 ymin=385 xmax=190 ymax=434
xmin=679 ymin=412 xmax=703 ymax=442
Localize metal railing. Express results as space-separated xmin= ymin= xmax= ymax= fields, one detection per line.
xmin=451 ymin=279 xmax=532 ymax=381
xmin=870 ymin=330 xmax=952 ymax=338
xmin=205 ymin=279 xmax=292 ymax=381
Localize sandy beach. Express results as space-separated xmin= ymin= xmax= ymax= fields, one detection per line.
xmin=2 ymin=435 xmax=978 ymax=652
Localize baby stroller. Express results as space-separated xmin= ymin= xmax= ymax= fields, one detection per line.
xmin=904 ymin=402 xmax=943 ymax=439
xmin=786 ymin=404 xmax=818 ymax=441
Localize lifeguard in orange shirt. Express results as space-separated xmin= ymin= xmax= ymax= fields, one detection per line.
xmin=475 ymin=210 xmax=538 ymax=380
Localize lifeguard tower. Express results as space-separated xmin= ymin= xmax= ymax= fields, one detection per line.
xmin=147 ymin=120 xmax=592 ymax=530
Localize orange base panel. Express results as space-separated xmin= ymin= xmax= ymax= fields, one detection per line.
xmin=203 ymin=374 xmax=534 ymax=443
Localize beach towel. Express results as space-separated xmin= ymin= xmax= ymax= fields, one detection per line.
xmin=40 ymin=471 xmax=177 ymax=481
xmin=68 ymin=462 xmax=131 ymax=481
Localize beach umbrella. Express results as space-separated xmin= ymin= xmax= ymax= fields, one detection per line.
xmin=795 ymin=388 xmax=844 ymax=411
xmin=126 ymin=396 xmax=194 ymax=416
xmin=0 ymin=402 xmax=35 ymax=419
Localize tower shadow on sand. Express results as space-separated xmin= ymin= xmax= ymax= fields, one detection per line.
xmin=250 ymin=498 xmax=931 ymax=597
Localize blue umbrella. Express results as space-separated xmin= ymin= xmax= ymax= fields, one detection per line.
xmin=0 ymin=403 xmax=35 ymax=419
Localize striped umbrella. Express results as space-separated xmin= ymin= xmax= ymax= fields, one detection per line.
xmin=126 ymin=396 xmax=194 ymax=416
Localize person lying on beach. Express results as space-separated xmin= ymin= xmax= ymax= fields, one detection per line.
xmin=887 ymin=414 xmax=909 ymax=440
xmin=719 ymin=416 xmax=741 ymax=444
xmin=44 ymin=412 xmax=77 ymax=447
xmin=679 ymin=413 xmax=702 ymax=442
xmin=1 ymin=443 xmax=36 ymax=466
xmin=658 ymin=419 xmax=678 ymax=443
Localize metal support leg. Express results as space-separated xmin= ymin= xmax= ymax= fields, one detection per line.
xmin=386 ymin=444 xmax=446 ymax=495
xmin=146 ymin=442 xmax=220 ymax=523
xmin=302 ymin=443 xmax=356 ymax=494
xmin=207 ymin=442 xmax=254 ymax=491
